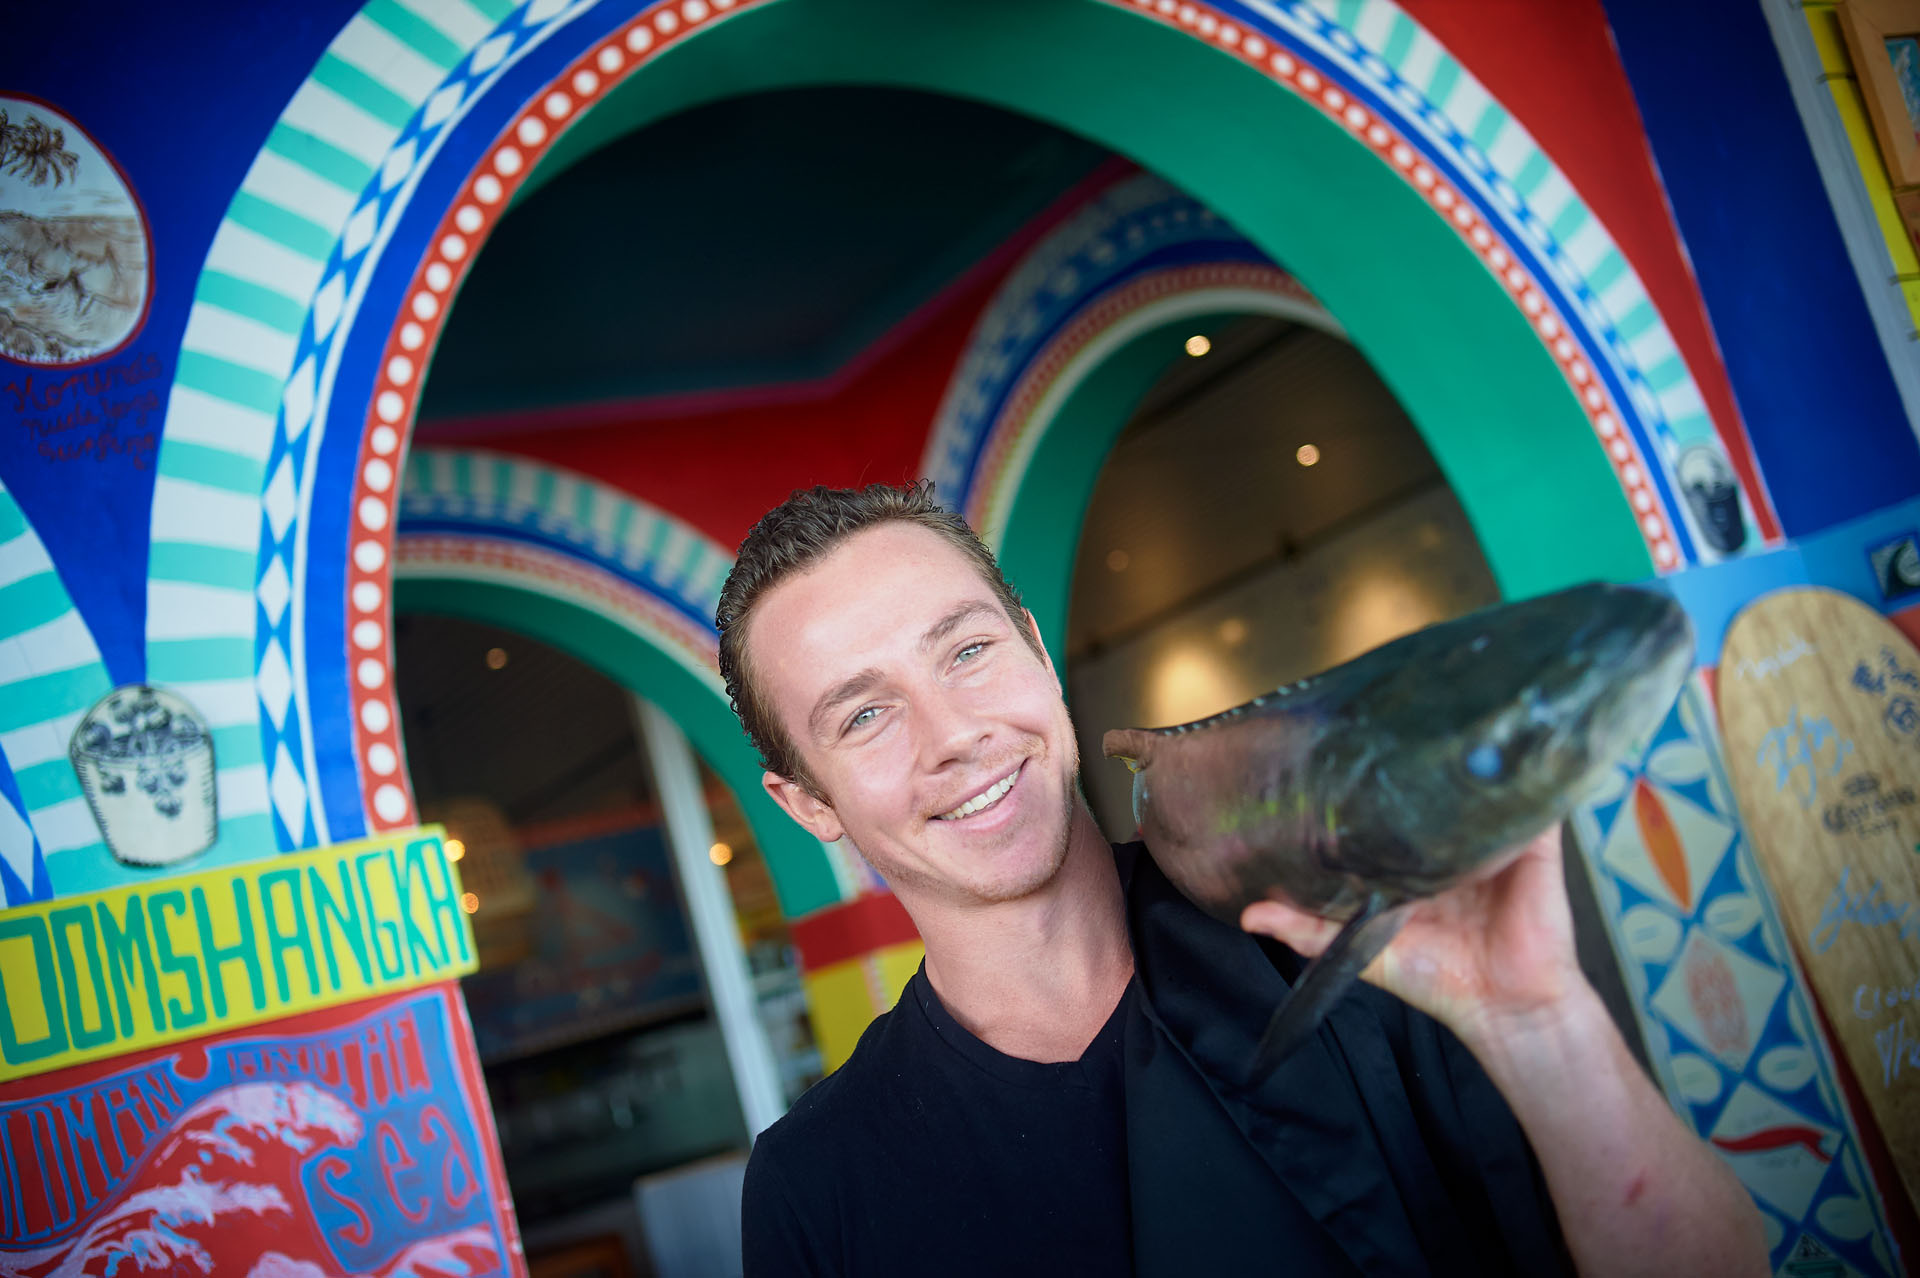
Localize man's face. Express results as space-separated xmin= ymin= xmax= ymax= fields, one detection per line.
xmin=749 ymin=522 xmax=1080 ymax=910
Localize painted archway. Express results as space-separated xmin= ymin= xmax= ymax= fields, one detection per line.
xmin=140 ymin=0 xmax=1775 ymax=861
xmin=915 ymin=171 xmax=1345 ymax=655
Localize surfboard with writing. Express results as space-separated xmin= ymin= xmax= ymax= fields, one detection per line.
xmin=1719 ymin=587 xmax=1920 ymax=1210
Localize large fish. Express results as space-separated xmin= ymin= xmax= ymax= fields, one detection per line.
xmin=1103 ymin=581 xmax=1693 ymax=1077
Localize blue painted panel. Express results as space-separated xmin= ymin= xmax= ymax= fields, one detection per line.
xmin=2 ymin=2 xmax=363 ymax=683
xmin=1599 ymin=0 xmax=1920 ymax=536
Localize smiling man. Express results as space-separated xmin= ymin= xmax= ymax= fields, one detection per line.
xmin=721 ymin=483 xmax=1765 ymax=1277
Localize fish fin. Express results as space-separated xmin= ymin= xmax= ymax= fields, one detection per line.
xmin=1102 ymin=729 xmax=1152 ymax=832
xmin=1248 ymin=894 xmax=1406 ymax=1081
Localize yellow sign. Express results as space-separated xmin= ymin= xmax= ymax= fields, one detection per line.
xmin=0 ymin=826 xmax=475 ymax=1082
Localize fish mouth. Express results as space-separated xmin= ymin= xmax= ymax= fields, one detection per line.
xmin=1563 ymin=597 xmax=1694 ymax=772
xmin=1609 ymin=598 xmax=1695 ymax=706
xmin=931 ymin=763 xmax=1024 ymax=822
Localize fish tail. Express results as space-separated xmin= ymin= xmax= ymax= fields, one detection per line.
xmin=1248 ymin=894 xmax=1406 ymax=1081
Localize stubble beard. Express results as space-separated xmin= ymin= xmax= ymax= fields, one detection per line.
xmin=857 ymin=737 xmax=1080 ymax=909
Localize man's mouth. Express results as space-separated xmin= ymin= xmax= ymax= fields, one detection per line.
xmin=933 ymin=764 xmax=1022 ymax=821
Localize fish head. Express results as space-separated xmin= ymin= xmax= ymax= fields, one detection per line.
xmin=1106 ymin=583 xmax=1693 ymax=921
xmin=1333 ymin=582 xmax=1694 ymax=875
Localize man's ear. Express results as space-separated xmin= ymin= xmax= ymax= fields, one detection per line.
xmin=1024 ymin=609 xmax=1060 ymax=690
xmin=763 ymin=770 xmax=845 ymax=844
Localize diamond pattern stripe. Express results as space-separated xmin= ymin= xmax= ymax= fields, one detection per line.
xmin=1569 ymin=676 xmax=1897 ymax=1273
xmin=141 ymin=0 xmax=545 ymax=856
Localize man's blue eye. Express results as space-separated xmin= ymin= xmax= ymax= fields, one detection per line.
xmin=849 ymin=707 xmax=879 ymax=730
xmin=957 ymin=642 xmax=986 ymax=662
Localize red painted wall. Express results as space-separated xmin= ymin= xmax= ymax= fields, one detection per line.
xmin=415 ymin=164 xmax=1124 ymax=551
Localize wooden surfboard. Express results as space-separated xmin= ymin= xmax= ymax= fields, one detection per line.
xmin=1719 ymin=587 xmax=1920 ymax=1210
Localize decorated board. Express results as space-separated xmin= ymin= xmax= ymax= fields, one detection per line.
xmin=0 ymin=826 xmax=474 ymax=1082
xmin=0 ymin=982 xmax=524 ymax=1277
xmin=1719 ymin=587 xmax=1920 ymax=1211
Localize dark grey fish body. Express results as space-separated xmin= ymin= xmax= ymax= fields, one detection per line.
xmin=1102 ymin=581 xmax=1694 ymax=1073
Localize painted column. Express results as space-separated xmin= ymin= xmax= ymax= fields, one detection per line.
xmin=633 ymin=696 xmax=786 ymax=1136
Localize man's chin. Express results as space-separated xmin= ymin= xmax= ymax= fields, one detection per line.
xmin=966 ymin=857 xmax=1069 ymax=906
xmin=878 ymin=839 xmax=1070 ymax=910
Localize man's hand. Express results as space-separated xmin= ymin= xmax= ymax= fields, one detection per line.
xmin=1238 ymin=824 xmax=1581 ymax=1050
xmin=1241 ymin=823 xmax=1770 ymax=1277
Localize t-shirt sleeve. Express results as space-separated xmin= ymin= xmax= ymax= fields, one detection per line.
xmin=741 ymin=1139 xmax=831 ymax=1278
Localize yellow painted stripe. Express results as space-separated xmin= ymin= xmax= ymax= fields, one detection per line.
xmin=1807 ymin=8 xmax=1920 ymax=327
xmin=1806 ymin=8 xmax=1852 ymax=77
xmin=801 ymin=940 xmax=924 ymax=1073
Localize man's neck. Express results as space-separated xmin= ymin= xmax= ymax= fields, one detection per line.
xmin=915 ymin=804 xmax=1134 ymax=1063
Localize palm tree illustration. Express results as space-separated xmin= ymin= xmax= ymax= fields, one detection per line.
xmin=0 ymin=109 xmax=80 ymax=190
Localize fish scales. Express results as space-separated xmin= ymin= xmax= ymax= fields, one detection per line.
xmin=1103 ymin=581 xmax=1694 ymax=1075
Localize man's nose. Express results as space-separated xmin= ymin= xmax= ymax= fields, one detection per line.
xmin=918 ymin=690 xmax=991 ymax=769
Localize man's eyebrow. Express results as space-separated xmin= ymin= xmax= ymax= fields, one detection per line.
xmin=808 ymin=667 xmax=885 ymax=740
xmin=805 ymin=604 xmax=1007 ymax=740
xmin=918 ymin=601 xmax=1004 ymax=654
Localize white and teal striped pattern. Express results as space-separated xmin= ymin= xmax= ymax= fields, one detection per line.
xmin=399 ymin=448 xmax=733 ymax=635
xmin=1229 ymin=0 xmax=1763 ymax=557
xmin=244 ymin=0 xmax=604 ymax=852
xmin=146 ymin=0 xmax=534 ymax=862
xmin=0 ymin=478 xmax=113 ymax=903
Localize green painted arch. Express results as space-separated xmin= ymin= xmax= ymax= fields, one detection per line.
xmin=519 ymin=0 xmax=1649 ymax=601
xmin=393 ymin=575 xmax=843 ymax=917
xmin=999 ymin=309 xmax=1248 ymax=672
xmin=990 ymin=290 xmax=1626 ymax=666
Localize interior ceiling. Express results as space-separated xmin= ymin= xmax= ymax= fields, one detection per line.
xmin=1066 ymin=316 xmax=1445 ymax=657
xmin=419 ymin=87 xmax=1108 ymax=420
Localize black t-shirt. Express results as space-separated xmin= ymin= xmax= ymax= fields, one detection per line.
xmin=742 ymin=966 xmax=1136 ymax=1277
xmin=743 ymin=844 xmax=1568 ymax=1277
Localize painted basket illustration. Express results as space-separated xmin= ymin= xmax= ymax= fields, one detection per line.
xmin=69 ymin=684 xmax=217 ymax=867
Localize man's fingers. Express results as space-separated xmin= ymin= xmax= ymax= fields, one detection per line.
xmin=1240 ymin=899 xmax=1343 ymax=955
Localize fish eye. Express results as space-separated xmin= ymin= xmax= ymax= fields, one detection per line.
xmin=1464 ymin=742 xmax=1504 ymax=781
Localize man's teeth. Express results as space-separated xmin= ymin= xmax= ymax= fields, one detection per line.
xmin=936 ymin=771 xmax=1017 ymax=821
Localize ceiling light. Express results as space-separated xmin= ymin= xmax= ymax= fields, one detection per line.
xmin=1218 ymin=617 xmax=1249 ymax=647
xmin=1107 ymin=549 xmax=1131 ymax=572
xmin=1185 ymin=334 xmax=1211 ymax=357
xmin=709 ymin=842 xmax=733 ymax=866
xmin=485 ymin=647 xmax=508 ymax=669
xmin=1296 ymin=444 xmax=1321 ymax=467
xmin=460 ymin=892 xmax=480 ymax=913
xmin=445 ymin=838 xmax=465 ymax=862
